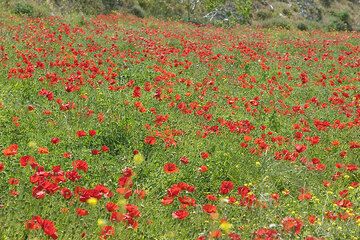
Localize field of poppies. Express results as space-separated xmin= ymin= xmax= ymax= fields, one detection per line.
xmin=0 ymin=13 xmax=359 ymax=240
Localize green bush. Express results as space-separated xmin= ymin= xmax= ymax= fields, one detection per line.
xmin=12 ymin=2 xmax=49 ymax=17
xmin=256 ymin=10 xmax=272 ymax=20
xmin=328 ymin=11 xmax=352 ymax=31
xmin=130 ymin=4 xmax=145 ymax=18
xmin=262 ymin=19 xmax=291 ymax=30
xmin=338 ymin=11 xmax=350 ymax=22
xmin=13 ymin=2 xmax=34 ymax=16
xmin=328 ymin=19 xmax=352 ymax=31
xmin=320 ymin=0 xmax=333 ymax=7
xmin=297 ymin=22 xmax=308 ymax=31
xmin=282 ymin=8 xmax=292 ymax=17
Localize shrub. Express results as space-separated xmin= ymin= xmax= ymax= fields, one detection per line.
xmin=328 ymin=20 xmax=352 ymax=31
xmin=12 ymin=2 xmax=49 ymax=17
xmin=130 ymin=4 xmax=145 ymax=18
xmin=13 ymin=2 xmax=34 ymax=16
xmin=328 ymin=11 xmax=352 ymax=31
xmin=297 ymin=22 xmax=308 ymax=31
xmin=282 ymin=8 xmax=292 ymax=17
xmin=320 ymin=0 xmax=333 ymax=7
xmin=262 ymin=19 xmax=291 ymax=30
xmin=256 ymin=10 xmax=272 ymax=20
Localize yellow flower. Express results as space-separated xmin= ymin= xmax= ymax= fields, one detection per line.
xmin=97 ymin=219 xmax=106 ymax=226
xmin=28 ymin=141 xmax=37 ymax=148
xmin=133 ymin=153 xmax=144 ymax=165
xmin=86 ymin=197 xmax=98 ymax=206
xmin=255 ymin=161 xmax=261 ymax=167
xmin=219 ymin=221 xmax=233 ymax=233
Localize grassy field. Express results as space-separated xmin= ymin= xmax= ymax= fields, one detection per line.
xmin=0 ymin=13 xmax=359 ymax=240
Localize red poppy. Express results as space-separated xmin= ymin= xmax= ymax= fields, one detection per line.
xmin=106 ymin=202 xmax=118 ymax=212
xmin=89 ymin=130 xmax=96 ymax=136
xmin=51 ymin=138 xmax=60 ymax=144
xmin=164 ymin=162 xmax=178 ymax=174
xmin=219 ymin=181 xmax=234 ymax=195
xmin=125 ymin=204 xmax=141 ymax=218
xmin=210 ymin=230 xmax=222 ymax=238
xmin=19 ymin=155 xmax=37 ymax=168
xmin=199 ymin=165 xmax=208 ymax=172
xmin=91 ymin=149 xmax=100 ymax=155
xmin=133 ymin=86 xmax=141 ymax=98
xmin=308 ymin=215 xmax=316 ymax=224
xmin=25 ymin=217 xmax=41 ymax=230
xmin=180 ymin=156 xmax=189 ymax=164
xmin=295 ymin=144 xmax=307 ymax=153
xmin=178 ymin=196 xmax=196 ymax=206
xmin=76 ymin=208 xmax=88 ymax=216
xmin=228 ymin=233 xmax=241 ymax=240
xmin=38 ymin=147 xmax=49 ymax=154
xmin=144 ymin=136 xmax=156 ymax=145
xmin=172 ymin=209 xmax=189 ymax=220
xmin=72 ymin=160 xmax=88 ymax=172
xmin=0 ymin=162 xmax=4 ymax=172
xmin=42 ymin=219 xmax=58 ymax=239
xmin=281 ymin=217 xmax=303 ymax=235
xmin=101 ymin=225 xmax=115 ymax=239
xmin=298 ymin=189 xmax=312 ymax=201
xmin=254 ymin=228 xmax=278 ymax=240
xmin=161 ymin=196 xmax=174 ymax=205
xmin=8 ymin=178 xmax=19 ymax=185
xmin=202 ymin=204 xmax=217 ymax=213
xmin=76 ymin=130 xmax=87 ymax=137
xmin=346 ymin=164 xmax=358 ymax=171
xmin=206 ymin=194 xmax=217 ymax=201
xmin=200 ymin=152 xmax=209 ymax=159
xmin=3 ymin=144 xmax=18 ymax=156
xmin=110 ymin=212 xmax=124 ymax=222
xmin=101 ymin=145 xmax=109 ymax=152
xmin=134 ymin=189 xmax=146 ymax=199
xmin=63 ymin=152 xmax=72 ymax=158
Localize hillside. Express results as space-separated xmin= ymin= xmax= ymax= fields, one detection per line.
xmin=1 ymin=0 xmax=359 ymax=31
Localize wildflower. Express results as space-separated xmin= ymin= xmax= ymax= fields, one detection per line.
xmin=219 ymin=220 xmax=233 ymax=233
xmin=97 ymin=219 xmax=107 ymax=226
xmin=281 ymin=217 xmax=303 ymax=235
xmin=219 ymin=181 xmax=234 ymax=195
xmin=2 ymin=144 xmax=18 ymax=156
xmin=203 ymin=204 xmax=217 ymax=213
xmin=28 ymin=141 xmax=37 ymax=148
xmin=87 ymin=197 xmax=98 ymax=206
xmin=164 ymin=162 xmax=178 ymax=174
xmin=51 ymin=138 xmax=60 ymax=144
xmin=133 ymin=153 xmax=144 ymax=165
xmin=88 ymin=130 xmax=96 ymax=136
xmin=144 ymin=136 xmax=156 ymax=145
xmin=76 ymin=208 xmax=88 ymax=216
xmin=198 ymin=165 xmax=208 ymax=172
xmin=172 ymin=209 xmax=189 ymax=220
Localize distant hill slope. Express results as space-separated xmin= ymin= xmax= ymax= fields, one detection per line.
xmin=1 ymin=0 xmax=359 ymax=30
xmin=251 ymin=0 xmax=360 ymax=30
